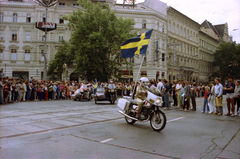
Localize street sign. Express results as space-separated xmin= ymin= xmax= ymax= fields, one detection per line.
xmin=35 ymin=22 xmax=57 ymax=32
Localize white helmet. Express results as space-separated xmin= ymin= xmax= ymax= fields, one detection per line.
xmin=139 ymin=77 xmax=149 ymax=86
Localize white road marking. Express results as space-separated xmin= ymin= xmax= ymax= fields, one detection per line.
xmin=167 ymin=117 xmax=185 ymax=123
xmin=100 ymin=138 xmax=114 ymax=143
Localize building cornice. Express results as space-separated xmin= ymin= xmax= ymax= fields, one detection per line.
xmin=1 ymin=4 xmax=36 ymax=9
xmin=113 ymin=9 xmax=168 ymax=21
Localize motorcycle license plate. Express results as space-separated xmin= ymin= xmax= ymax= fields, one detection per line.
xmin=111 ymin=89 xmax=115 ymax=92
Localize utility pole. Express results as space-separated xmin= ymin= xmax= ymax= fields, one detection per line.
xmin=167 ymin=42 xmax=181 ymax=83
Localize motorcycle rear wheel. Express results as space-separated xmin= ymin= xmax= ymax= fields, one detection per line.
xmin=125 ymin=116 xmax=136 ymax=124
xmin=150 ymin=111 xmax=166 ymax=131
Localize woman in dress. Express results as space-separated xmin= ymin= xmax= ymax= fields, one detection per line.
xmin=208 ymin=81 xmax=216 ymax=114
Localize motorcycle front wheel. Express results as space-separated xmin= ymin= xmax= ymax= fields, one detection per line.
xmin=150 ymin=111 xmax=166 ymax=131
xmin=125 ymin=116 xmax=136 ymax=124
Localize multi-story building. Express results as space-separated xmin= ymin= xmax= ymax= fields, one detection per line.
xmin=0 ymin=0 xmax=168 ymax=82
xmin=167 ymin=7 xmax=200 ymax=82
xmin=0 ymin=0 xmax=229 ymax=83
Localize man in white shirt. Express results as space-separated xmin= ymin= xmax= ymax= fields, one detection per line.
xmin=176 ymin=80 xmax=182 ymax=107
xmin=157 ymin=79 xmax=163 ymax=92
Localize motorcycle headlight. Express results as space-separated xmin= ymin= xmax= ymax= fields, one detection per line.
xmin=156 ymin=98 xmax=162 ymax=104
xmin=108 ymin=90 xmax=110 ymax=92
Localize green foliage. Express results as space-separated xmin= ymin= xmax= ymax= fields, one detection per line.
xmin=213 ymin=42 xmax=240 ymax=81
xmin=62 ymin=0 xmax=136 ymax=81
xmin=47 ymin=40 xmax=75 ymax=80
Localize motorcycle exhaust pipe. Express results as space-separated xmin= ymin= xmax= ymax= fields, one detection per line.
xmin=119 ymin=110 xmax=138 ymax=121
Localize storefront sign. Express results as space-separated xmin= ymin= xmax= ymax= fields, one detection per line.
xmin=36 ymin=22 xmax=57 ymax=32
xmin=12 ymin=68 xmax=29 ymax=71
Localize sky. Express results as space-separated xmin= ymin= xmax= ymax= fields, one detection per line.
xmin=117 ymin=0 xmax=240 ymax=44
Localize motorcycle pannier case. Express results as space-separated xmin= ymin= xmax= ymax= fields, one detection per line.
xmin=117 ymin=98 xmax=129 ymax=110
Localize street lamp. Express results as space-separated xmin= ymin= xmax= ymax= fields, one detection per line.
xmin=34 ymin=0 xmax=58 ymax=81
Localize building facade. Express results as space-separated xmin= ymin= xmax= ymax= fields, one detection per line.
xmin=0 ymin=0 xmax=229 ymax=83
xmin=167 ymin=7 xmax=200 ymax=83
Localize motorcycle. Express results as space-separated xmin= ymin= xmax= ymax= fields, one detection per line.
xmin=72 ymin=88 xmax=91 ymax=101
xmin=117 ymin=86 xmax=166 ymax=131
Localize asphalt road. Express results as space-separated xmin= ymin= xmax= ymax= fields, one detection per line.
xmin=0 ymin=97 xmax=239 ymax=159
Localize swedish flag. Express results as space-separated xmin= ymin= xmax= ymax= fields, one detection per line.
xmin=121 ymin=29 xmax=153 ymax=58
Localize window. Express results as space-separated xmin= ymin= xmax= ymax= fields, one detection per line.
xmin=184 ymin=44 xmax=186 ymax=53
xmin=0 ymin=13 xmax=3 ymax=22
xmin=156 ymin=40 xmax=159 ymax=60
xmin=26 ymin=14 xmax=31 ymax=23
xmin=25 ymin=31 xmax=31 ymax=41
xmin=42 ymin=34 xmax=45 ymax=41
xmin=0 ymin=30 xmax=3 ymax=40
xmin=59 ymin=33 xmax=63 ymax=42
xmin=142 ymin=20 xmax=146 ymax=29
xmin=73 ymin=3 xmax=79 ymax=8
xmin=59 ymin=3 xmax=65 ymax=7
xmin=172 ymin=23 xmax=175 ymax=33
xmin=0 ymin=49 xmax=2 ymax=60
xmin=59 ymin=15 xmax=64 ymax=24
xmin=13 ymin=13 xmax=17 ymax=22
xmin=11 ymin=49 xmax=17 ymax=60
xmin=43 ymin=14 xmax=46 ymax=22
xmin=130 ymin=57 xmax=134 ymax=63
xmin=25 ymin=49 xmax=30 ymax=61
xmin=157 ymin=22 xmax=159 ymax=30
xmin=12 ymin=31 xmax=17 ymax=41
xmin=187 ymin=30 xmax=189 ymax=39
xmin=162 ymin=53 xmax=165 ymax=61
xmin=177 ymin=26 xmax=179 ymax=34
xmin=162 ymin=40 xmax=165 ymax=49
xmin=162 ymin=25 xmax=164 ymax=32
xmin=180 ymin=28 xmax=182 ymax=36
xmin=184 ymin=29 xmax=186 ymax=37
xmin=168 ymin=22 xmax=171 ymax=31
xmin=41 ymin=50 xmax=44 ymax=61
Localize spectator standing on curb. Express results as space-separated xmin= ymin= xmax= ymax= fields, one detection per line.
xmin=23 ymin=81 xmax=27 ymax=101
xmin=208 ymin=81 xmax=216 ymax=114
xmin=0 ymin=78 xmax=3 ymax=104
xmin=224 ymin=76 xmax=235 ymax=117
xmin=163 ymin=79 xmax=170 ymax=110
xmin=234 ymin=80 xmax=240 ymax=115
xmin=215 ymin=78 xmax=223 ymax=115
xmin=202 ymin=86 xmax=210 ymax=113
xmin=176 ymin=80 xmax=182 ymax=108
xmin=172 ymin=80 xmax=177 ymax=106
xmin=183 ymin=79 xmax=190 ymax=111
xmin=157 ymin=79 xmax=163 ymax=92
xmin=190 ymin=80 xmax=197 ymax=111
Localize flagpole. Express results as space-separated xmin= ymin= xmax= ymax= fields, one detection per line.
xmin=131 ymin=54 xmax=145 ymax=100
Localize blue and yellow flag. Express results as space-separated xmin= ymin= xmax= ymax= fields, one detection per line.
xmin=93 ymin=78 xmax=97 ymax=89
xmin=121 ymin=29 xmax=153 ymax=58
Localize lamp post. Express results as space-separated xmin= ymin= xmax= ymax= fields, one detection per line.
xmin=34 ymin=0 xmax=58 ymax=81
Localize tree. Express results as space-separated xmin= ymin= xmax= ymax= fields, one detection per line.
xmin=212 ymin=42 xmax=240 ymax=82
xmin=61 ymin=0 xmax=136 ymax=81
xmin=47 ymin=40 xmax=75 ymax=80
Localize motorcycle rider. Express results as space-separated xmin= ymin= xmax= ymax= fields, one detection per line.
xmin=135 ymin=77 xmax=149 ymax=118
xmin=108 ymin=81 xmax=116 ymax=89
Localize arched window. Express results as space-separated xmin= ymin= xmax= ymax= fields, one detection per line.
xmin=13 ymin=13 xmax=17 ymax=22
xmin=142 ymin=20 xmax=146 ymax=29
xmin=43 ymin=14 xmax=46 ymax=22
xmin=26 ymin=14 xmax=31 ymax=23
xmin=0 ymin=13 xmax=3 ymax=22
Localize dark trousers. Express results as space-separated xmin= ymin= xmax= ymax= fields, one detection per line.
xmin=173 ymin=91 xmax=177 ymax=106
xmin=190 ymin=92 xmax=196 ymax=110
xmin=48 ymin=91 xmax=53 ymax=99
xmin=234 ymin=98 xmax=240 ymax=112
xmin=183 ymin=97 xmax=190 ymax=110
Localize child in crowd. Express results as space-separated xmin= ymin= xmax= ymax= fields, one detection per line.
xmin=202 ymin=86 xmax=210 ymax=113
